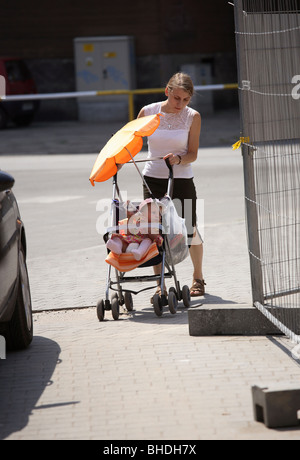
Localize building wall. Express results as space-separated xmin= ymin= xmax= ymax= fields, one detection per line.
xmin=0 ymin=0 xmax=235 ymax=58
xmin=0 ymin=0 xmax=237 ymax=120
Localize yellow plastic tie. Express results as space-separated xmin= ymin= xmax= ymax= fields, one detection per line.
xmin=232 ymin=140 xmax=242 ymax=150
xmin=232 ymin=137 xmax=250 ymax=150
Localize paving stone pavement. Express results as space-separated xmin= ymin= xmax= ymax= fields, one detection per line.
xmin=1 ymin=110 xmax=300 ymax=441
xmin=1 ymin=308 xmax=300 ymax=440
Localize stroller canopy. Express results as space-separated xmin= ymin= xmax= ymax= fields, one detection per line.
xmin=90 ymin=114 xmax=161 ymax=184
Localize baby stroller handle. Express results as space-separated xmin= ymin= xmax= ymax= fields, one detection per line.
xmin=164 ymin=157 xmax=173 ymax=176
xmin=164 ymin=158 xmax=174 ymax=199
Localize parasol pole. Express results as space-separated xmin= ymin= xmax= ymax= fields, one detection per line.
xmin=124 ymin=147 xmax=155 ymax=199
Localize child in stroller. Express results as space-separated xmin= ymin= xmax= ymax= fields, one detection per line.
xmin=106 ymin=198 xmax=164 ymax=261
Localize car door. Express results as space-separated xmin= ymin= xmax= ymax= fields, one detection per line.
xmin=0 ymin=173 xmax=18 ymax=313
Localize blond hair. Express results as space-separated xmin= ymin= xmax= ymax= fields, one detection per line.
xmin=166 ymin=72 xmax=194 ymax=97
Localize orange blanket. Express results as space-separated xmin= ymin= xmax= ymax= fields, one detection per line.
xmin=105 ymin=242 xmax=159 ymax=272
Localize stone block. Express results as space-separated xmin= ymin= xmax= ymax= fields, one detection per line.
xmin=188 ymin=304 xmax=282 ymax=336
xmin=252 ymin=384 xmax=300 ymax=428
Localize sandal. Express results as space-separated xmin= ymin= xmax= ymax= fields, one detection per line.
xmin=150 ymin=286 xmax=168 ymax=304
xmin=190 ymin=279 xmax=206 ymax=297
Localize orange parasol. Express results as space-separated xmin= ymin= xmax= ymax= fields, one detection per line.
xmin=89 ymin=114 xmax=161 ymax=185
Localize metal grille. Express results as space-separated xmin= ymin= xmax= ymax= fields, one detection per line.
xmin=234 ymin=0 xmax=300 ymax=343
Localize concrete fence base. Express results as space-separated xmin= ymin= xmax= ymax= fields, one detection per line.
xmin=188 ymin=304 xmax=300 ymax=337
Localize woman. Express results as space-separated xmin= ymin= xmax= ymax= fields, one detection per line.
xmin=137 ymin=72 xmax=205 ymax=298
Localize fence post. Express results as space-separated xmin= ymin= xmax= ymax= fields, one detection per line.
xmin=242 ymin=144 xmax=264 ymax=305
xmin=234 ymin=0 xmax=264 ymax=306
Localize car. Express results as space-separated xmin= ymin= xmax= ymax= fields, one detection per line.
xmin=0 ymin=57 xmax=39 ymax=129
xmin=0 ymin=170 xmax=33 ymax=350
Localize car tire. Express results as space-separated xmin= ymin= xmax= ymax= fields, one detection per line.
xmin=13 ymin=113 xmax=35 ymax=127
xmin=4 ymin=245 xmax=33 ymax=350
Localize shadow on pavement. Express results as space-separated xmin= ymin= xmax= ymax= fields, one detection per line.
xmin=96 ymin=289 xmax=241 ymax=325
xmin=202 ymin=293 xmax=238 ymax=305
xmin=114 ymin=293 xmax=238 ymax=325
xmin=0 ymin=336 xmax=63 ymax=440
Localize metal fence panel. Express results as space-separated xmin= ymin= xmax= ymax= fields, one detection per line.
xmin=234 ymin=0 xmax=300 ymax=341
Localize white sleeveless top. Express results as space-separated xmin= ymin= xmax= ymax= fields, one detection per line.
xmin=142 ymin=102 xmax=197 ymax=179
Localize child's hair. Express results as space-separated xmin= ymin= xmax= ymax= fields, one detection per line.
xmin=166 ymin=72 xmax=194 ymax=98
xmin=139 ymin=198 xmax=165 ymax=217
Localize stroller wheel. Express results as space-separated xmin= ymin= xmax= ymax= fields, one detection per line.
xmin=168 ymin=290 xmax=178 ymax=314
xmin=97 ymin=299 xmax=105 ymax=322
xmin=111 ymin=297 xmax=120 ymax=320
xmin=168 ymin=286 xmax=178 ymax=299
xmin=124 ymin=292 xmax=134 ymax=311
xmin=182 ymin=285 xmax=191 ymax=307
xmin=153 ymin=294 xmax=163 ymax=317
xmin=111 ymin=292 xmax=118 ymax=302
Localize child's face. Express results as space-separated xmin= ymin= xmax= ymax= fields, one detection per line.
xmin=141 ymin=203 xmax=161 ymax=222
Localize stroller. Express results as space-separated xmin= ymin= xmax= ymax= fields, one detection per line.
xmin=96 ymin=158 xmax=191 ymax=321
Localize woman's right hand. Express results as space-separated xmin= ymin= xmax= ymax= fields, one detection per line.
xmin=163 ymin=153 xmax=180 ymax=166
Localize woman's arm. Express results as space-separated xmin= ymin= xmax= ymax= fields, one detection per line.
xmin=137 ymin=107 xmax=145 ymax=119
xmin=164 ymin=112 xmax=201 ymax=166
